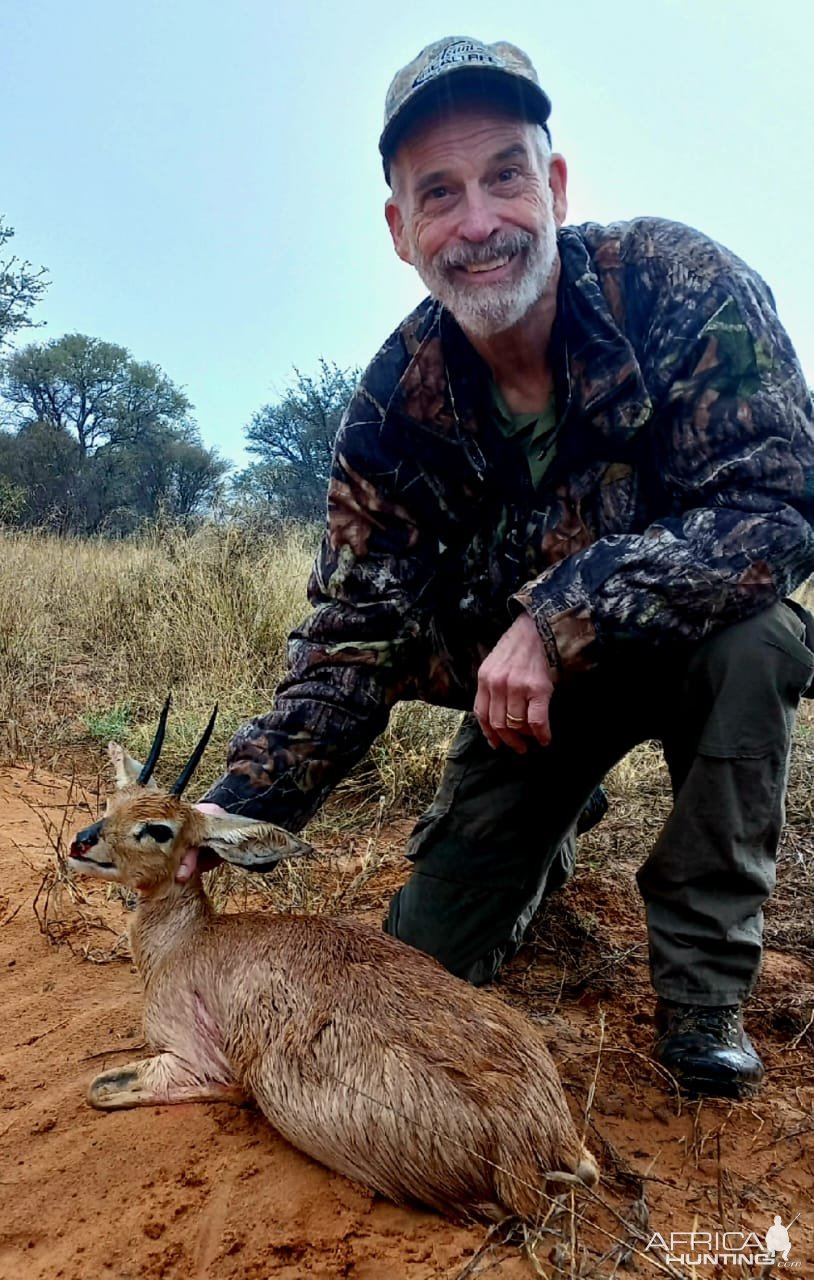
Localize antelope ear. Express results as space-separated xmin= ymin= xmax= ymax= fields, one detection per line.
xmin=198 ymin=812 xmax=314 ymax=870
xmin=107 ymin=742 xmax=159 ymax=790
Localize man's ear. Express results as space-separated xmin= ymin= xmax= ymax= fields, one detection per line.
xmin=549 ymin=154 xmax=568 ymax=228
xmin=198 ymin=812 xmax=314 ymax=871
xmin=385 ymin=197 xmax=413 ymax=265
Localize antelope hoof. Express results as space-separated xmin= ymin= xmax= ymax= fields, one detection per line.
xmin=88 ymin=1067 xmax=144 ymax=1110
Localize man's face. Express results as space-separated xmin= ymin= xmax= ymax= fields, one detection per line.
xmin=385 ymin=107 xmax=568 ymax=340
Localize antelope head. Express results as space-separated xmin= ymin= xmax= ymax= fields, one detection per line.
xmin=68 ymin=699 xmax=313 ymax=891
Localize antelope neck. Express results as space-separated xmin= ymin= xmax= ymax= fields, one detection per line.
xmin=131 ymin=876 xmax=212 ymax=980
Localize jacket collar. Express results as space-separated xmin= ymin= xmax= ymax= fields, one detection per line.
xmin=554 ymin=225 xmax=652 ymax=443
xmin=385 ymin=300 xmax=481 ymax=438
xmin=387 ymin=224 xmax=652 ymax=446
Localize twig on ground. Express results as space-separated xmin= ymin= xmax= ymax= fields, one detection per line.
xmin=584 ymin=1009 xmax=606 ymax=1137
xmin=79 ymin=1042 xmax=147 ymax=1063
xmin=572 ymin=944 xmax=646 ymax=991
xmin=752 ymin=1123 xmax=814 ymax=1153
xmin=601 ymin=1046 xmax=683 ymax=1111
xmin=1 ymin=899 xmax=22 ymax=927
xmin=15 ymin=1016 xmax=71 ymax=1049
xmin=715 ymin=1132 xmax=729 ymax=1232
xmin=450 ymin=1220 xmax=507 ymax=1279
xmin=782 ymin=1008 xmax=814 ymax=1050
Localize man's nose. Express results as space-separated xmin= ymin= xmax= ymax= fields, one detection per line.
xmin=456 ymin=187 xmax=502 ymax=242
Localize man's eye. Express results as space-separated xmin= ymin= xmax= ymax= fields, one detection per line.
xmin=425 ymin=186 xmax=449 ymax=202
xmin=496 ymin=167 xmax=520 ymax=183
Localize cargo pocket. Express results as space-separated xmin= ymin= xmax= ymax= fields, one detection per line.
xmin=692 ymin=603 xmax=814 ymax=759
xmin=405 ymin=713 xmax=483 ymax=861
xmin=404 ymin=713 xmax=546 ymax=889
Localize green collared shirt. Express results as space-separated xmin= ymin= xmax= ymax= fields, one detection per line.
xmin=490 ymin=382 xmax=559 ymax=490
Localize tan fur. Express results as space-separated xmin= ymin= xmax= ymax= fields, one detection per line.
xmin=69 ymin=745 xmax=598 ymax=1222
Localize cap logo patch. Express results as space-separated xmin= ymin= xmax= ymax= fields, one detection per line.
xmin=412 ymin=40 xmax=501 ymax=89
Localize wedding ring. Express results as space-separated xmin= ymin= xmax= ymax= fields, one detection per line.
xmin=506 ymin=713 xmax=524 ymax=725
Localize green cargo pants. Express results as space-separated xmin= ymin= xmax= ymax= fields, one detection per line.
xmin=385 ymin=601 xmax=814 ymax=1004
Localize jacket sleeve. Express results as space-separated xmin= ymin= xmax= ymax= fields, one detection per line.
xmin=203 ymin=397 xmax=436 ymax=828
xmin=514 ymin=267 xmax=814 ymax=675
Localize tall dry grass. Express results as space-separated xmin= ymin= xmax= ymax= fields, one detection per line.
xmin=2 ymin=523 xmax=812 ymax=836
xmin=0 ymin=524 xmax=459 ymax=827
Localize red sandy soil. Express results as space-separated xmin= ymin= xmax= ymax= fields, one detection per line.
xmin=1 ymin=764 xmax=813 ymax=1278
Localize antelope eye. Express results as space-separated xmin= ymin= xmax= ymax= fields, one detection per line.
xmin=139 ymin=823 xmax=174 ymax=844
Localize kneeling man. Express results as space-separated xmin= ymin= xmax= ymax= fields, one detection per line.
xmin=200 ymin=37 xmax=814 ymax=1099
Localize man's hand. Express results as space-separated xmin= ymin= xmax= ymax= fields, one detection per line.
xmin=474 ymin=612 xmax=555 ymax=753
xmin=176 ymin=802 xmax=228 ymax=883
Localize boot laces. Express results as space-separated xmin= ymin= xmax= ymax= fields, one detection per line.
xmin=669 ymin=1004 xmax=742 ymax=1045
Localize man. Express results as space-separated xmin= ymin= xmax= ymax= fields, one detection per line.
xmin=194 ymin=37 xmax=814 ymax=1098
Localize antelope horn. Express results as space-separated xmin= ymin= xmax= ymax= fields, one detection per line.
xmin=137 ymin=696 xmax=172 ymax=786
xmin=169 ymin=704 xmax=218 ymax=796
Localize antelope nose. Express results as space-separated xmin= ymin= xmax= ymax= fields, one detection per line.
xmin=70 ymin=822 xmax=102 ymax=858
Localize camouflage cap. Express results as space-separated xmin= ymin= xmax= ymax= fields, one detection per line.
xmin=380 ymin=36 xmax=552 ymax=181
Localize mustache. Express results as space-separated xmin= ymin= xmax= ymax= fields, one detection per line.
xmin=435 ymin=229 xmax=535 ymax=272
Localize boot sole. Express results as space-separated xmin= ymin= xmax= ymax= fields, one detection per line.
xmin=672 ymin=1071 xmax=763 ymax=1100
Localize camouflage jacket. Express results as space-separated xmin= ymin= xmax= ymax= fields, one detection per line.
xmin=205 ymin=217 xmax=814 ymax=826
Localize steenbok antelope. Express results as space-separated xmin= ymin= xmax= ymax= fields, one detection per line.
xmin=68 ymin=702 xmax=598 ymax=1222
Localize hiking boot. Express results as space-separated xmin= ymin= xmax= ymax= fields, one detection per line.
xmin=653 ymin=1000 xmax=764 ymax=1098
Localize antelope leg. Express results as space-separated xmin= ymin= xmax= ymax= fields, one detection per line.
xmin=89 ymin=1053 xmax=245 ymax=1110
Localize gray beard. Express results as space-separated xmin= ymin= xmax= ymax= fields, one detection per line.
xmin=411 ymin=221 xmax=559 ymax=340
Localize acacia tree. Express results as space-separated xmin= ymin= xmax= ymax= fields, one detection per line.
xmin=0 ymin=420 xmax=82 ymax=528
xmin=235 ymin=361 xmax=359 ymax=520
xmin=0 ymin=333 xmax=227 ymax=531
xmin=1 ymin=333 xmax=192 ymax=457
xmin=108 ymin=428 xmax=229 ymax=526
xmin=0 ymin=217 xmax=48 ymax=354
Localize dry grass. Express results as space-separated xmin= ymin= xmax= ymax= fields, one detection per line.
xmin=0 ymin=523 xmax=312 ymax=763
xmin=2 ymin=523 xmax=813 ymax=845
xmin=0 ymin=524 xmax=458 ymax=831
xmin=795 ymin=577 xmax=814 ymax=614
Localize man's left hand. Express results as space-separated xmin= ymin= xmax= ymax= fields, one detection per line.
xmin=474 ymin=612 xmax=555 ymax=753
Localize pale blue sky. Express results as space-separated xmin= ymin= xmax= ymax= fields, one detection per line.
xmin=2 ymin=0 xmax=813 ymax=467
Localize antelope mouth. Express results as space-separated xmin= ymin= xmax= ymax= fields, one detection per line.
xmin=68 ymin=847 xmax=115 ymax=870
